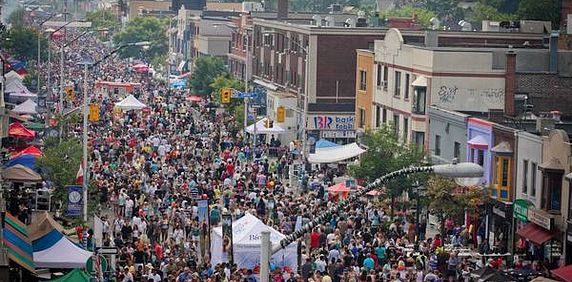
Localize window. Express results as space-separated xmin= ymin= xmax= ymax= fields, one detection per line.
xmin=454 ymin=142 xmax=461 ymax=160
xmin=531 ymin=162 xmax=537 ymax=197
xmin=393 ymin=114 xmax=400 ymax=134
xmin=523 ymin=160 xmax=529 ymax=194
xmin=375 ymin=106 xmax=381 ymax=128
xmin=383 ymin=65 xmax=388 ymax=89
xmin=542 ymin=172 xmax=562 ymax=212
xmin=414 ymin=131 xmax=425 ymax=148
xmin=403 ymin=117 xmax=409 ymax=141
xmin=359 ymin=108 xmax=366 ymax=128
xmin=412 ymin=87 xmax=426 ymax=114
xmin=382 ymin=109 xmax=387 ymax=124
xmin=477 ymin=149 xmax=485 ymax=166
xmin=435 ymin=135 xmax=441 ymax=156
xmin=405 ymin=73 xmax=410 ymax=99
xmin=394 ymin=71 xmax=402 ymax=97
xmin=501 ymin=159 xmax=509 ymax=187
xmin=376 ymin=64 xmax=382 ymax=88
xmin=359 ymin=70 xmax=367 ymax=91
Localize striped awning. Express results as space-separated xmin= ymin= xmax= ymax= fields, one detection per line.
xmin=3 ymin=212 xmax=35 ymax=273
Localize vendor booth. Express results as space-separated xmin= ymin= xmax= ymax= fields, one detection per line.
xmin=1 ymin=164 xmax=42 ymax=182
xmin=2 ymin=212 xmax=35 ymax=273
xmin=308 ymin=142 xmax=366 ymax=163
xmin=211 ymin=213 xmax=297 ymax=271
xmin=45 ymin=268 xmax=90 ymax=282
xmin=115 ymin=94 xmax=147 ymax=111
xmin=246 ymin=118 xmax=286 ymax=134
xmin=12 ymin=99 xmax=37 ymax=114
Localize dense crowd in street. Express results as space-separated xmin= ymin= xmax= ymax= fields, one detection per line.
xmin=29 ymin=32 xmax=556 ymax=282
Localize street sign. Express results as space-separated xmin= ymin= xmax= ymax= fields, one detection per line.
xmin=231 ymin=90 xmax=257 ymax=99
xmin=95 ymin=247 xmax=118 ymax=255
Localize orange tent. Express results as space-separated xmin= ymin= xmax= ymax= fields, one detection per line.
xmin=10 ymin=145 xmax=42 ymax=159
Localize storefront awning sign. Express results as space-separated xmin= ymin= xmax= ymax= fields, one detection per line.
xmin=513 ymin=199 xmax=529 ymax=222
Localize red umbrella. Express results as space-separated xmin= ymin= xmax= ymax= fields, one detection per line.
xmin=10 ymin=145 xmax=42 ymax=159
xmin=51 ymin=31 xmax=64 ymax=40
xmin=132 ymin=63 xmax=149 ymax=73
xmin=8 ymin=122 xmax=36 ymax=139
xmin=186 ymin=95 xmax=202 ymax=102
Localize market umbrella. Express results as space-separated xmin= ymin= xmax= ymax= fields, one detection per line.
xmin=187 ymin=95 xmax=202 ymax=102
xmin=132 ymin=63 xmax=149 ymax=73
xmin=10 ymin=145 xmax=42 ymax=159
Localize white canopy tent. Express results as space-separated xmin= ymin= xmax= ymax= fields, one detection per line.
xmin=33 ymin=235 xmax=93 ymax=268
xmin=5 ymin=70 xmax=23 ymax=82
xmin=308 ymin=142 xmax=366 ymax=163
xmin=12 ymin=99 xmax=37 ymax=114
xmin=211 ymin=213 xmax=297 ymax=271
xmin=115 ymin=94 xmax=147 ymax=111
xmin=245 ymin=118 xmax=285 ymax=134
xmin=5 ymin=80 xmax=36 ymax=97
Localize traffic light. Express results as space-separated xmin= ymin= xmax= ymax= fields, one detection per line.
xmin=221 ymin=88 xmax=231 ymax=104
xmin=276 ymin=106 xmax=285 ymax=123
xmin=65 ymin=86 xmax=75 ymax=101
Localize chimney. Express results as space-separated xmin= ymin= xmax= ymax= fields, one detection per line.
xmin=424 ymin=30 xmax=438 ymax=47
xmin=504 ymin=51 xmax=516 ymax=116
xmin=549 ymin=31 xmax=559 ymax=72
xmin=277 ymin=0 xmax=288 ymax=20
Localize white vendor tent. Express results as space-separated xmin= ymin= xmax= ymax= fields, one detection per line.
xmin=211 ymin=213 xmax=297 ymax=271
xmin=32 ymin=229 xmax=92 ymax=268
xmin=115 ymin=94 xmax=147 ymax=111
xmin=5 ymin=80 xmax=36 ymax=97
xmin=308 ymin=142 xmax=366 ymax=163
xmin=5 ymin=70 xmax=23 ymax=82
xmin=246 ymin=118 xmax=285 ymax=134
xmin=12 ymin=99 xmax=37 ymax=114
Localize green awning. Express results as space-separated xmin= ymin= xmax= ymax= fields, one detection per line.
xmin=24 ymin=122 xmax=46 ymax=130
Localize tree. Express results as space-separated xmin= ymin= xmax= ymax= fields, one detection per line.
xmin=424 ymin=0 xmax=459 ymax=19
xmin=426 ymin=175 xmax=490 ymax=236
xmin=349 ymin=125 xmax=426 ymax=216
xmin=8 ymin=8 xmax=25 ymax=27
xmin=381 ymin=6 xmax=437 ymax=28
xmin=0 ymin=27 xmax=48 ymax=61
xmin=189 ymin=56 xmax=227 ymax=96
xmin=469 ymin=3 xmax=517 ymax=24
xmin=36 ymin=137 xmax=82 ymax=215
xmin=210 ymin=74 xmax=246 ymax=127
xmin=113 ymin=17 xmax=167 ymax=61
xmin=517 ymin=0 xmax=560 ymax=29
xmin=86 ymin=9 xmax=121 ymax=31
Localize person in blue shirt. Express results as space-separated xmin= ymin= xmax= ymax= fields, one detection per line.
xmin=363 ymin=254 xmax=375 ymax=271
xmin=375 ymin=244 xmax=386 ymax=265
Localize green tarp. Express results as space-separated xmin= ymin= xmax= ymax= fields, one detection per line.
xmin=44 ymin=268 xmax=90 ymax=282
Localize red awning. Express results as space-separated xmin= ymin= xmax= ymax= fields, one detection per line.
xmin=8 ymin=122 xmax=36 ymax=139
xmin=516 ymin=223 xmax=554 ymax=245
xmin=551 ymin=264 xmax=572 ymax=282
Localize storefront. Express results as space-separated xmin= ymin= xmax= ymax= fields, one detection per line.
xmin=515 ymin=207 xmax=561 ymax=267
xmin=306 ymin=113 xmax=356 ymax=145
xmin=488 ymin=201 xmax=513 ymax=254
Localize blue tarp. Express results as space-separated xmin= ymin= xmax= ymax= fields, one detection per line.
xmin=315 ymin=139 xmax=339 ymax=149
xmin=4 ymin=154 xmax=36 ymax=169
xmin=32 ymin=229 xmax=63 ymax=252
xmin=170 ymin=79 xmax=188 ymax=90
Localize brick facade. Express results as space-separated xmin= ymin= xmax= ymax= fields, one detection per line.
xmin=516 ymin=73 xmax=572 ymax=117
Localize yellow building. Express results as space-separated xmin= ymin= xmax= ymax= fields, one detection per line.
xmin=355 ymin=49 xmax=375 ymax=131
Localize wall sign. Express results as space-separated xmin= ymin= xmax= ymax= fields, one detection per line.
xmin=528 ymin=207 xmax=553 ymax=230
xmin=307 ymin=114 xmax=355 ymax=131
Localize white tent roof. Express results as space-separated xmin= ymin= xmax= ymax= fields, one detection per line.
xmin=308 ymin=142 xmax=366 ymax=163
xmin=212 ymin=213 xmax=285 ymax=246
xmin=34 ymin=236 xmax=92 ymax=268
xmin=5 ymin=80 xmax=35 ymax=96
xmin=5 ymin=71 xmax=23 ymax=82
xmin=245 ymin=118 xmax=285 ymax=134
xmin=13 ymin=99 xmax=37 ymax=114
xmin=115 ymin=94 xmax=147 ymax=111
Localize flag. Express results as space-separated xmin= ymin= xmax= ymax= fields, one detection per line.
xmin=76 ymin=163 xmax=83 ymax=184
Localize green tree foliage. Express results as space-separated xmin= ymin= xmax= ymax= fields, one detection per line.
xmin=189 ymin=56 xmax=227 ymax=96
xmin=8 ymin=8 xmax=25 ymax=27
xmin=36 ymin=137 xmax=82 ymax=214
xmin=381 ymin=6 xmax=437 ymax=28
xmin=113 ymin=17 xmax=167 ymax=61
xmin=86 ymin=9 xmax=121 ymax=31
xmin=0 ymin=27 xmax=48 ymax=61
xmin=424 ymin=0 xmax=460 ymax=19
xmin=517 ymin=0 xmax=560 ymax=29
xmin=470 ymin=3 xmax=517 ymax=23
xmin=349 ymin=125 xmax=426 ymax=198
xmin=426 ymin=175 xmax=490 ymax=234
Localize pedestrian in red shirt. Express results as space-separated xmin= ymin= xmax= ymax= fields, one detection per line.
xmin=310 ymin=229 xmax=320 ymax=250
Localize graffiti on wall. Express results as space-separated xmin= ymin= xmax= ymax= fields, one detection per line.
xmin=437 ymin=85 xmax=458 ymax=103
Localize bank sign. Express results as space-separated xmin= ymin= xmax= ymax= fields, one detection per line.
xmin=307 ymin=115 xmax=355 ymax=131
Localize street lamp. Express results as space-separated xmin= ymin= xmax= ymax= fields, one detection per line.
xmin=259 ymin=162 xmax=484 ymax=282
xmin=78 ymin=41 xmax=150 ymax=222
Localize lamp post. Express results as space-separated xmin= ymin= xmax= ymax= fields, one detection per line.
xmin=259 ymin=162 xmax=484 ymax=280
xmin=79 ymin=41 xmax=150 ymax=221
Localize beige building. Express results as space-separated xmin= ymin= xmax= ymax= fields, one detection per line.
xmin=129 ymin=0 xmax=172 ymax=19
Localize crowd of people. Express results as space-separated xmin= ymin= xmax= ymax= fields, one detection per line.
xmin=28 ymin=32 xmax=552 ymax=282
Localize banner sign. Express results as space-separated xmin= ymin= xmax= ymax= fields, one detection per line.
xmin=66 ymin=185 xmax=83 ymax=217
xmin=307 ymin=114 xmax=355 ymax=130
xmin=222 ymin=213 xmax=233 ymax=264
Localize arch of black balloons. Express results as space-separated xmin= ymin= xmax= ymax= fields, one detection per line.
xmin=274 ymin=165 xmax=435 ymax=252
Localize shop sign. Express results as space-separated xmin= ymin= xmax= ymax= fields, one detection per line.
xmin=321 ymin=130 xmax=356 ymax=138
xmin=528 ymin=208 xmax=553 ymax=230
xmin=513 ymin=199 xmax=529 ymax=222
xmin=307 ymin=114 xmax=355 ymax=130
xmin=493 ymin=206 xmax=506 ymax=218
